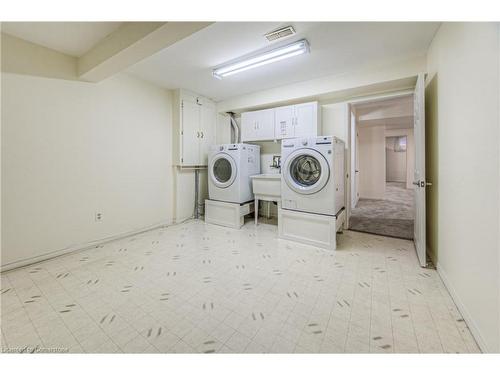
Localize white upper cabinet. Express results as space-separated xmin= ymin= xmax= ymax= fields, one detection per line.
xmin=294 ymin=102 xmax=318 ymax=138
xmin=275 ymin=105 xmax=295 ymax=139
xmin=241 ymin=108 xmax=275 ymax=141
xmin=241 ymin=101 xmax=319 ymax=142
xmin=173 ymin=90 xmax=216 ymax=167
xmin=275 ymin=101 xmax=319 ymax=139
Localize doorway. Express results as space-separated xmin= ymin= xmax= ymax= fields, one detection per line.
xmin=348 ymin=94 xmax=416 ymax=240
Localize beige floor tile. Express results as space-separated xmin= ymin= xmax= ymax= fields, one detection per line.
xmin=120 ymin=334 xmax=158 ymax=353
xmin=225 ymin=331 xmax=252 ymax=352
xmin=0 ymin=220 xmax=480 ymax=354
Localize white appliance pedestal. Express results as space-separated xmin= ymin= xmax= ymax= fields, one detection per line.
xmin=278 ymin=208 xmax=345 ymax=250
xmin=205 ymin=199 xmax=254 ymax=229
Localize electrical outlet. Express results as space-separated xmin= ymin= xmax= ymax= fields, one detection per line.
xmin=95 ymin=212 xmax=103 ymax=222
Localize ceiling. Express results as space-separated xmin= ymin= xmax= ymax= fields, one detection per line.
xmin=1 ymin=22 xmax=123 ymax=57
xmin=127 ymin=22 xmax=440 ymax=101
xmin=355 ymin=95 xmax=414 ymax=129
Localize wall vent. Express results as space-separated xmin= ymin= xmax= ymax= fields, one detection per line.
xmin=264 ymin=26 xmax=296 ymax=42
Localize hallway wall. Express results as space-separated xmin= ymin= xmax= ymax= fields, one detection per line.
xmin=426 ymin=22 xmax=500 ymax=352
xmin=358 ymin=125 xmax=386 ymax=199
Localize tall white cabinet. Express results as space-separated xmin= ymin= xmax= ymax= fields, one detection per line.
xmin=241 ymin=101 xmax=320 ymax=142
xmin=173 ymin=89 xmax=216 ymax=166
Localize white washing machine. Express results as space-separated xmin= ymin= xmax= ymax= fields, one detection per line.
xmin=281 ymin=136 xmax=345 ymax=216
xmin=208 ymin=143 xmax=260 ymax=204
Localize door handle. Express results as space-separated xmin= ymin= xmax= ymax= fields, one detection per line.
xmin=413 ymin=180 xmax=431 ymax=187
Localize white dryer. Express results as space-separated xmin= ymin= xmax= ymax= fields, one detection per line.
xmin=208 ymin=143 xmax=260 ymax=204
xmin=281 ymin=136 xmax=345 ymax=216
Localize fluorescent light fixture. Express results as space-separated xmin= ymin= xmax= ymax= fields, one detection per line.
xmin=213 ymin=39 xmax=309 ymax=79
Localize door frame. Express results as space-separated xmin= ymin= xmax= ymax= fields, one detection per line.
xmin=344 ymin=89 xmax=415 ymax=229
xmin=413 ymin=73 xmax=427 ymax=267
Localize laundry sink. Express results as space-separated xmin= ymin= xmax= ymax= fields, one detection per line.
xmin=251 ymin=174 xmax=281 ymax=198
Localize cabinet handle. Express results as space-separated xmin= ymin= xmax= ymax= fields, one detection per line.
xmin=201 ymin=131 xmax=204 ymax=138
xmin=196 ymin=131 xmax=200 ymax=138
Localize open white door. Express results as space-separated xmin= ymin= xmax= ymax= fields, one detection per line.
xmin=350 ymin=106 xmax=359 ymax=209
xmin=413 ymin=74 xmax=427 ymax=267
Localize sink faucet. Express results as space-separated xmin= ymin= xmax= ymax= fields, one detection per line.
xmin=270 ymin=155 xmax=281 ymax=172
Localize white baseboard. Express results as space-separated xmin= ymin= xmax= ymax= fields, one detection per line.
xmin=436 ymin=262 xmax=490 ymax=353
xmin=1 ymin=219 xmax=175 ymax=273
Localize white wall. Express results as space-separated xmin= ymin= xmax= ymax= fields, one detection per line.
xmin=216 ymin=113 xmax=232 ymax=144
xmin=426 ymin=23 xmax=500 ymax=352
xmin=322 ymin=103 xmax=348 ymax=143
xmin=1 ymin=73 xmax=174 ymax=269
xmin=386 ymin=137 xmax=407 ymax=183
xmin=358 ymin=125 xmax=386 ymax=199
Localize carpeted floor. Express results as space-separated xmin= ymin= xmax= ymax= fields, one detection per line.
xmin=349 ymin=182 xmax=414 ymax=239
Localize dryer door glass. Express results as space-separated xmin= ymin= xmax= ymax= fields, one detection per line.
xmin=213 ymin=158 xmax=232 ymax=183
xmin=290 ymin=155 xmax=321 ymax=187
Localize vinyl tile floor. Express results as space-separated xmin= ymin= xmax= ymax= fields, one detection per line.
xmin=0 ymin=219 xmax=480 ymax=353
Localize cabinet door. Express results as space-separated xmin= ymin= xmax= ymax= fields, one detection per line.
xmin=199 ymin=103 xmax=216 ymax=165
xmin=255 ymin=108 xmax=275 ymax=140
xmin=181 ymin=99 xmax=200 ymax=165
xmin=294 ymin=102 xmax=318 ymax=138
xmin=241 ymin=111 xmax=259 ymax=142
xmin=275 ymin=105 xmax=295 ymax=139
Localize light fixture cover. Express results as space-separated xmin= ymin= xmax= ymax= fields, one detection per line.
xmin=213 ymin=39 xmax=309 ymax=79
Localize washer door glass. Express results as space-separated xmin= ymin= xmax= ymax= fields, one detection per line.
xmin=210 ymin=153 xmax=237 ymax=188
xmin=283 ymin=149 xmax=329 ymax=195
xmin=290 ymin=155 xmax=322 ymax=187
xmin=214 ymin=158 xmax=232 ymax=183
